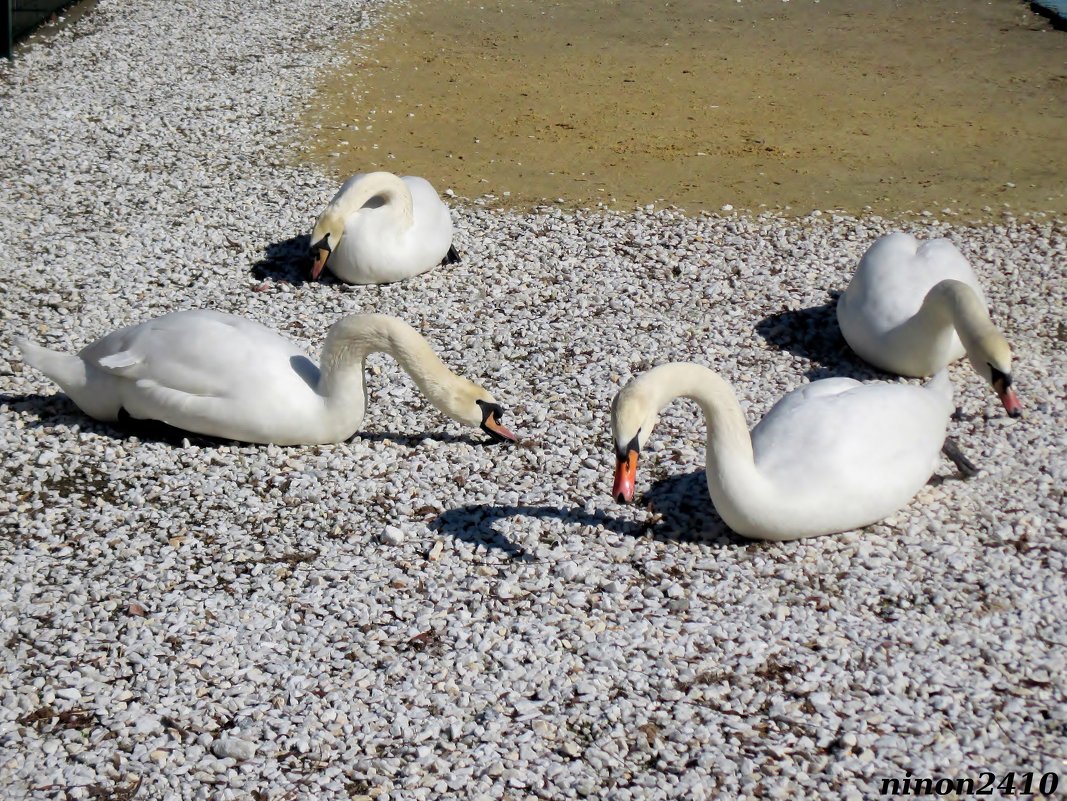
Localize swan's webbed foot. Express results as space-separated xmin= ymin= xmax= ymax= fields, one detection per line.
xmin=442 ymin=244 xmax=461 ymax=266
xmin=942 ymin=437 xmax=979 ymax=479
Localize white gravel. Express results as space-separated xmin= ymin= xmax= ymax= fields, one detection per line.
xmin=1 ymin=1 xmax=1065 ymax=799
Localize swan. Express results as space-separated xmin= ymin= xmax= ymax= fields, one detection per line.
xmin=309 ymin=171 xmax=459 ymax=284
xmin=15 ymin=311 xmax=517 ymax=446
xmin=610 ymin=363 xmax=954 ymax=541
xmin=836 ymin=232 xmax=1021 ymax=417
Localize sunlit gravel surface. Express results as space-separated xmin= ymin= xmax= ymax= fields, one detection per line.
xmin=1 ymin=1 xmax=1064 ymax=799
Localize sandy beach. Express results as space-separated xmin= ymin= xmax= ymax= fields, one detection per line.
xmin=307 ymin=0 xmax=1067 ymax=221
xmin=1 ymin=1 xmax=1064 ymax=799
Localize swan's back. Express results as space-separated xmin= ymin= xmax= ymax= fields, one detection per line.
xmin=334 ymin=175 xmax=454 ymax=284
xmin=839 ymin=233 xmax=983 ymax=331
xmin=747 ymin=374 xmax=953 ymax=536
xmin=837 ymin=232 xmax=986 ymax=374
xmin=80 ymin=310 xmax=310 ymax=398
xmin=73 ymin=310 xmax=330 ymax=443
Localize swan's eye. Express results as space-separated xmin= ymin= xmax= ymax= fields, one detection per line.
xmin=988 ymin=363 xmax=1011 ymax=389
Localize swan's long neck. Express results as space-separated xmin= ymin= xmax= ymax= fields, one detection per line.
xmin=317 ymin=314 xmax=462 ymax=418
xmin=892 ymin=279 xmax=999 ymax=372
xmin=924 ymin=279 xmax=1008 ymax=366
xmin=333 ymin=172 xmax=414 ymax=229
xmin=634 ymin=363 xmax=767 ymax=529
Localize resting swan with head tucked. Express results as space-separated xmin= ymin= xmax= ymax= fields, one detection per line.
xmin=836 ymin=232 xmax=1021 ymax=417
xmin=16 ymin=311 xmax=516 ymax=446
xmin=610 ymin=363 xmax=954 ymax=541
xmin=309 ymin=171 xmax=459 ymax=284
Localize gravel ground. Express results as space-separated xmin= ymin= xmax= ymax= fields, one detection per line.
xmin=1 ymin=1 xmax=1065 ymax=800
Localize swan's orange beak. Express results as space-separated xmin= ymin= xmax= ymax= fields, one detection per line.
xmin=998 ymin=385 xmax=1022 ymax=418
xmin=310 ymin=248 xmax=329 ymax=280
xmin=985 ymin=369 xmax=1020 ymax=420
xmin=613 ymin=449 xmax=638 ymax=503
xmin=482 ymin=410 xmax=517 ymax=443
xmin=477 ymin=400 xmax=517 ymax=443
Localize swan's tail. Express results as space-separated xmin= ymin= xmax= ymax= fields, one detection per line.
xmin=15 ymin=337 xmax=88 ymax=393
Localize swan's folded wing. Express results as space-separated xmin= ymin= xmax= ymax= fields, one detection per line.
xmin=752 ymin=380 xmax=947 ymax=491
xmin=130 ymin=376 xmax=226 ymax=423
xmin=759 ymin=377 xmax=861 ymax=421
xmin=83 ymin=314 xmax=266 ymax=400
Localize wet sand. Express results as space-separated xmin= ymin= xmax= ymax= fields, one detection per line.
xmin=304 ymin=0 xmax=1067 ymax=220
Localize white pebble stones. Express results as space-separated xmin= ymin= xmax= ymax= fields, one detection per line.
xmin=0 ymin=0 xmax=1063 ymax=799
xmin=211 ymin=736 xmax=258 ymax=761
xmin=379 ymin=525 xmax=405 ymax=546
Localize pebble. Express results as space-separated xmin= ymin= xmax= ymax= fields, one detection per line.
xmin=379 ymin=526 xmax=405 ymax=546
xmin=0 ymin=1 xmax=1062 ymax=800
xmin=212 ymin=736 xmax=258 ymax=761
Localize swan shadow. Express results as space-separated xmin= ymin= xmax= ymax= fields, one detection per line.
xmin=756 ymin=299 xmax=914 ymax=384
xmin=2 ymin=391 xmax=227 ymax=447
xmin=429 ymin=503 xmax=644 ymax=561
xmin=1 ymin=391 xmax=85 ymax=424
xmin=755 ymin=294 xmax=878 ymax=381
xmin=251 ymin=233 xmax=322 ymax=286
xmin=641 ymin=469 xmax=750 ymax=547
xmin=4 ymin=391 xmax=489 ymax=449
xmin=430 ymin=483 xmax=749 ymax=560
xmin=354 ymin=430 xmax=497 ymax=448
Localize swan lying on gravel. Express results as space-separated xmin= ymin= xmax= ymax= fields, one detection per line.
xmin=16 ymin=311 xmax=516 ymax=446
xmin=309 ymin=171 xmax=459 ymax=284
xmin=837 ymin=232 xmax=1021 ymax=417
xmin=610 ymin=363 xmax=954 ymax=541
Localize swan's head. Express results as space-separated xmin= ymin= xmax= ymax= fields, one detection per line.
xmin=966 ymin=330 xmax=1021 ymax=418
xmin=309 ymin=213 xmax=343 ymax=280
xmin=442 ymin=379 xmax=517 ymax=443
xmin=610 ymin=386 xmax=659 ymax=504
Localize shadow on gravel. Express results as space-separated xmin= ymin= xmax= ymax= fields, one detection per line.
xmin=5 ymin=392 xmax=234 ymax=447
xmin=355 ymin=431 xmax=493 ymax=448
xmin=251 ymin=233 xmax=319 ymax=285
xmin=431 ymin=486 xmax=750 ymax=559
xmin=755 ymin=294 xmax=876 ymax=381
xmin=430 ymin=504 xmax=644 ymax=560
xmin=6 ymin=392 xmax=498 ymax=449
xmin=641 ymin=469 xmax=749 ymax=547
xmin=1 ymin=392 xmax=84 ymax=425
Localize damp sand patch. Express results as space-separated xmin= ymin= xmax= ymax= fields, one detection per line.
xmin=304 ymin=0 xmax=1067 ymax=221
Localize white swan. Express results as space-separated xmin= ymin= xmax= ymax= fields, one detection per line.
xmin=836 ymin=232 xmax=1021 ymax=417
xmin=610 ymin=363 xmax=954 ymax=541
xmin=15 ymin=311 xmax=516 ymax=446
xmin=309 ymin=172 xmax=459 ymax=284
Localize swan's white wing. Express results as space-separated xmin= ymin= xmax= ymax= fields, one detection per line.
xmin=81 ymin=310 xmax=308 ymax=401
xmin=752 ymin=379 xmax=949 ymax=494
xmin=332 ymin=174 xmax=453 ymax=284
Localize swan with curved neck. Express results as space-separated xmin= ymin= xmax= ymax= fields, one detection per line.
xmin=16 ymin=311 xmax=516 ymax=446
xmin=611 ymin=363 xmax=954 ymax=541
xmin=310 ymin=171 xmax=459 ymax=284
xmin=836 ymin=232 xmax=1021 ymax=417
